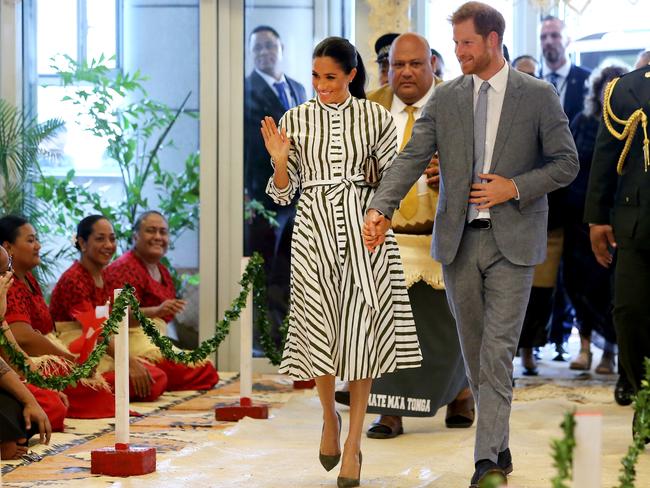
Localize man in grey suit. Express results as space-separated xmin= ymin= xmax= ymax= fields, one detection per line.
xmin=363 ymin=2 xmax=578 ymax=487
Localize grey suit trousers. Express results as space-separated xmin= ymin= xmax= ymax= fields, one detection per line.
xmin=443 ymin=226 xmax=534 ymax=463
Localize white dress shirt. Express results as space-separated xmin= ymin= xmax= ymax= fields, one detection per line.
xmin=390 ymin=82 xmax=436 ymax=145
xmin=390 ymin=83 xmax=436 ymax=193
xmin=541 ymin=60 xmax=571 ymax=108
xmin=472 ymin=60 xmax=509 ymax=219
xmin=255 ymin=68 xmax=296 ymax=108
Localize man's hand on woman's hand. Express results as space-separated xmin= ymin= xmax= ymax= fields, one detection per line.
xmin=363 ymin=209 xmax=391 ymax=252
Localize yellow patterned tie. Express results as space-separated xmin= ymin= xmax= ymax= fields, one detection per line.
xmin=398 ymin=105 xmax=418 ymax=220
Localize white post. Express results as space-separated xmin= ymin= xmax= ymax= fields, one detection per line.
xmin=573 ymin=412 xmax=602 ymax=488
xmin=239 ymin=257 xmax=253 ymax=399
xmin=114 ymin=289 xmax=130 ymax=445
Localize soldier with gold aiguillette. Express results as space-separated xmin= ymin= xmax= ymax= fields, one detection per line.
xmin=584 ymin=63 xmax=650 ymax=439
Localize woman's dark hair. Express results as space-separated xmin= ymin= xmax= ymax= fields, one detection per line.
xmin=133 ymin=210 xmax=166 ymax=234
xmin=76 ymin=215 xmax=109 ymax=251
xmin=584 ymin=63 xmax=629 ymax=118
xmin=313 ymin=37 xmax=366 ymax=99
xmin=0 ymin=215 xmax=29 ymax=245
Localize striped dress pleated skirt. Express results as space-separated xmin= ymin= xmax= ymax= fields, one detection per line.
xmin=266 ymin=95 xmax=422 ymax=381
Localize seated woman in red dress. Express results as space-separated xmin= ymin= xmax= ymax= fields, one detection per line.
xmin=105 ymin=211 xmax=218 ymax=391
xmin=0 ymin=246 xmax=61 ymax=439
xmin=50 ymin=215 xmax=168 ymax=402
xmin=0 ymin=215 xmax=115 ymax=420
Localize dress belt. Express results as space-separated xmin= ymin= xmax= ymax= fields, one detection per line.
xmin=302 ymin=177 xmax=370 ymax=189
xmin=302 ymin=174 xmax=379 ymax=311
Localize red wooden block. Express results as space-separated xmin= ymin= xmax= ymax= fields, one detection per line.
xmin=215 ymin=397 xmax=269 ymax=421
xmin=91 ymin=443 xmax=156 ymax=476
xmin=293 ymin=379 xmax=316 ymax=389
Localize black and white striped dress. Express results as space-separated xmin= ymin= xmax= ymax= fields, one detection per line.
xmin=266 ymin=95 xmax=422 ymax=381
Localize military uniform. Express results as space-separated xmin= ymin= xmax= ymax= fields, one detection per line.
xmin=584 ymin=65 xmax=650 ymax=391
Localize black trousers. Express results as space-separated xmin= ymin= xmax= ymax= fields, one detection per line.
xmin=614 ymin=247 xmax=650 ymax=391
xmin=563 ymin=222 xmax=617 ymax=344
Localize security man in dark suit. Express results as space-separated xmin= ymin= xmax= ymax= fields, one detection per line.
xmin=244 ymin=25 xmax=307 ymax=342
xmin=518 ymin=15 xmax=591 ymax=373
xmin=585 ymin=65 xmax=650 ymax=426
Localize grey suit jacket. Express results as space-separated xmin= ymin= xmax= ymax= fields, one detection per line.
xmin=370 ymin=67 xmax=579 ymax=267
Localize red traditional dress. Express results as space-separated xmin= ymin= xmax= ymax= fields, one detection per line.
xmin=24 ymin=384 xmax=67 ymax=432
xmin=50 ymin=261 xmax=168 ymax=402
xmin=105 ymin=250 xmax=218 ymax=390
xmin=6 ymin=272 xmax=115 ymax=419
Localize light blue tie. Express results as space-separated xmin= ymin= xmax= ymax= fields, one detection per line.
xmin=468 ymin=81 xmax=490 ymax=223
xmin=548 ymin=72 xmax=560 ymax=94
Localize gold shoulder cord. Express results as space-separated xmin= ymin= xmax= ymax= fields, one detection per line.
xmin=602 ymin=77 xmax=649 ymax=174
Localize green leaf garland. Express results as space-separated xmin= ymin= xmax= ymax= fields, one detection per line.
xmin=0 ymin=253 xmax=288 ymax=389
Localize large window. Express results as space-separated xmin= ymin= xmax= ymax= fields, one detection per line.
xmin=28 ymin=0 xmax=121 ymax=176
xmin=242 ymin=0 xmax=352 ymax=356
xmin=564 ymin=0 xmax=649 ymax=70
xmin=24 ymin=0 xmax=201 ymax=272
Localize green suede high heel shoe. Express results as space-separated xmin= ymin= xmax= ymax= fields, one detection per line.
xmin=319 ymin=411 xmax=342 ymax=471
xmin=337 ymin=451 xmax=362 ymax=487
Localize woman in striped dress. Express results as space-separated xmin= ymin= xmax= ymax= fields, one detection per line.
xmin=262 ymin=37 xmax=421 ymax=487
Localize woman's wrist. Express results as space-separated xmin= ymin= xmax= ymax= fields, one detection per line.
xmin=271 ymin=156 xmax=288 ymax=167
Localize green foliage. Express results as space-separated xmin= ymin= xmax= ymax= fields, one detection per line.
xmin=617 ymin=358 xmax=650 ymax=487
xmin=0 ymin=99 xmax=65 ymax=282
xmin=0 ymin=99 xmax=64 ymax=215
xmin=251 ymin=256 xmax=288 ymax=365
xmin=550 ymin=410 xmax=576 ymax=488
xmin=549 ymin=359 xmax=650 ymax=488
xmin=244 ymin=198 xmax=279 ymax=228
xmin=0 ymin=253 xmax=278 ymax=388
xmin=0 ymin=286 xmax=129 ymax=390
xmin=33 ymin=55 xmax=199 ymax=290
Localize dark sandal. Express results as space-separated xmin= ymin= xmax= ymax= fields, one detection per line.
xmin=366 ymin=416 xmax=403 ymax=439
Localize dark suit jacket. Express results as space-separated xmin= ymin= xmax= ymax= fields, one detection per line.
xmin=244 ymin=70 xmax=307 ymax=207
xmin=584 ymin=65 xmax=650 ymax=250
xmin=563 ymin=64 xmax=591 ymax=123
xmin=545 ymin=64 xmax=590 ymax=229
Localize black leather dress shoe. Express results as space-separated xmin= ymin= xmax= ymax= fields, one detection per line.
xmin=469 ymin=459 xmax=507 ymax=487
xmin=615 ymin=375 xmax=634 ymax=406
xmin=497 ymin=448 xmax=513 ymax=475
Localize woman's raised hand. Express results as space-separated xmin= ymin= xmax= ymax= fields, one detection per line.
xmin=260 ymin=116 xmax=290 ymax=165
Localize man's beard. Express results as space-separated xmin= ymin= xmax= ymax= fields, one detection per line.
xmin=462 ymin=51 xmax=491 ymax=75
xmin=543 ymin=47 xmax=560 ymax=64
